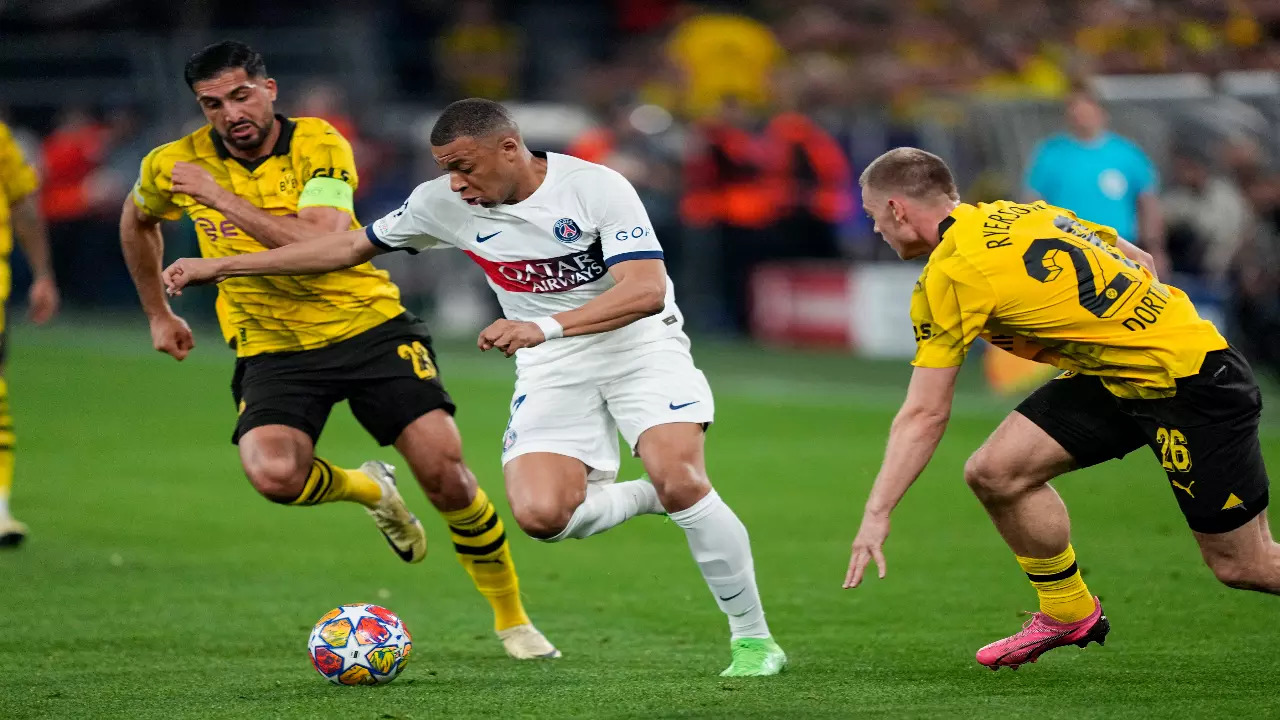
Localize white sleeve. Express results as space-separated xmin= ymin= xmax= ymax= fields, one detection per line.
xmin=591 ymin=168 xmax=664 ymax=268
xmin=364 ymin=181 xmax=454 ymax=254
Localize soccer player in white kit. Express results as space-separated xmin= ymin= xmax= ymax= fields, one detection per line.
xmin=162 ymin=98 xmax=787 ymax=677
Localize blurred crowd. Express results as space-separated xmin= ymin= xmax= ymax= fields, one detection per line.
xmin=5 ymin=0 xmax=1280 ymax=375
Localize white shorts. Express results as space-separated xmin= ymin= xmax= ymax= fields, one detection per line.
xmin=500 ymin=337 xmax=715 ymax=481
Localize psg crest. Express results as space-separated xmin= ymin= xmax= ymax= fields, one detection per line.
xmin=553 ymin=217 xmax=582 ymax=243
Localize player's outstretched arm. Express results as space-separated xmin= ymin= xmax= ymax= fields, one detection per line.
xmin=477 ymin=258 xmax=666 ymax=357
xmin=10 ymin=194 xmax=58 ymax=324
xmin=120 ymin=198 xmax=195 ymax=361
xmin=843 ymin=364 xmax=961 ymax=589
xmin=170 ymin=162 xmax=352 ymax=248
xmin=162 ymin=228 xmax=377 ymax=296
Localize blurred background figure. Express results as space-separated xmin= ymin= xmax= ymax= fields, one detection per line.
xmin=667 ymin=5 xmax=784 ymax=120
xmin=766 ymin=68 xmax=853 ymax=262
xmin=1162 ymin=144 xmax=1253 ymax=283
xmin=436 ymin=0 xmax=524 ymax=100
xmin=1023 ymin=87 xmax=1168 ymax=273
xmin=681 ymin=97 xmax=781 ymax=333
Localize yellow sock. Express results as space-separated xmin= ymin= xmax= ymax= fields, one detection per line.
xmin=1016 ymin=544 xmax=1095 ymax=623
xmin=441 ymin=487 xmax=530 ymax=632
xmin=288 ymin=458 xmax=383 ymax=508
xmin=0 ymin=378 xmax=13 ymax=516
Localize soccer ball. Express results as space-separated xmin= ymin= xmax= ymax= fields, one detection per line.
xmin=308 ymin=604 xmax=413 ymax=685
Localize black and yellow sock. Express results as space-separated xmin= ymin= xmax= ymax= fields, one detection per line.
xmin=287 ymin=458 xmax=382 ymax=508
xmin=0 ymin=378 xmax=13 ymax=516
xmin=441 ymin=487 xmax=530 ymax=632
xmin=1016 ymin=544 xmax=1095 ymax=623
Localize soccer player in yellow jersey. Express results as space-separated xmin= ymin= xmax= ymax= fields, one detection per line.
xmin=0 ymin=120 xmax=60 ymax=546
xmin=842 ymin=148 xmax=1277 ymax=669
xmin=118 ymin=41 xmax=557 ymax=659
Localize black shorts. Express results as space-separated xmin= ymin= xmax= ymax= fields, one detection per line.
xmin=231 ymin=314 xmax=455 ymax=447
xmin=1015 ymin=347 xmax=1269 ymax=534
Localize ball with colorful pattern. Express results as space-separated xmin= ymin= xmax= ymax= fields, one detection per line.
xmin=308 ymin=604 xmax=413 ymax=685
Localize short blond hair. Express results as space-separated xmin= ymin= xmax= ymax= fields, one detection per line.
xmin=859 ymin=147 xmax=959 ymax=201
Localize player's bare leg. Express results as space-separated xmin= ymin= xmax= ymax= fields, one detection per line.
xmin=1195 ymin=513 xmax=1280 ymax=594
xmin=505 ymin=452 xmax=663 ymax=541
xmin=395 ymin=410 xmax=558 ymax=659
xmin=637 ymin=422 xmax=786 ymax=677
xmin=965 ymin=412 xmax=1109 ymax=669
xmin=238 ymin=425 xmax=425 ymax=562
xmin=0 ymin=366 xmax=23 ymax=547
xmin=964 ymin=413 xmax=1078 ymax=558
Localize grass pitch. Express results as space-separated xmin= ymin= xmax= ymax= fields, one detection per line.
xmin=1 ymin=321 xmax=1276 ymax=719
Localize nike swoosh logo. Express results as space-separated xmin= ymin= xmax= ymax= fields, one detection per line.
xmin=718 ymin=588 xmax=745 ymax=602
xmin=381 ymin=530 xmax=417 ymax=562
xmin=476 ymin=231 xmax=501 ymax=243
xmin=669 ymin=401 xmax=700 ymax=410
xmin=380 ymin=513 xmax=421 ymax=563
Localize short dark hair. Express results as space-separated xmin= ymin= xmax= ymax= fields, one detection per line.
xmin=184 ymin=41 xmax=266 ymax=90
xmin=430 ymin=98 xmax=518 ymax=146
xmin=859 ymin=147 xmax=958 ymax=201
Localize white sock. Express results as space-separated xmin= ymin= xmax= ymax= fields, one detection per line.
xmin=546 ymin=479 xmax=662 ymax=542
xmin=668 ymin=489 xmax=770 ymax=640
xmin=0 ymin=495 xmax=8 ymax=518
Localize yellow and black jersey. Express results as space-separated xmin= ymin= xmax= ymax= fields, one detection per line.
xmin=133 ymin=115 xmax=404 ymax=357
xmin=0 ymin=120 xmax=39 ymax=302
xmin=910 ymin=200 xmax=1227 ymax=399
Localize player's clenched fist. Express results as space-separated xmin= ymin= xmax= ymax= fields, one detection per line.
xmin=163 ymin=257 xmax=226 ymax=296
xmin=149 ymin=311 xmax=195 ymax=361
xmin=477 ymin=319 xmax=546 ymax=358
xmin=170 ymin=161 xmax=229 ymax=207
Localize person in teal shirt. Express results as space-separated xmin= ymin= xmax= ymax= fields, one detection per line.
xmin=1025 ymin=88 xmax=1169 ymax=272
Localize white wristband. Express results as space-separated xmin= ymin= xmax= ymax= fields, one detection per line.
xmin=532 ymin=316 xmax=563 ymax=341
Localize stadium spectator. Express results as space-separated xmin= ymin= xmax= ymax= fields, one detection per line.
xmin=1228 ymin=223 xmax=1280 ymax=379
xmin=765 ymin=70 xmax=853 ymax=260
xmin=1162 ymin=146 xmax=1254 ymax=283
xmin=39 ymin=107 xmax=110 ymax=308
xmin=681 ymin=98 xmax=782 ymax=332
xmin=666 ymin=7 xmax=784 ymax=119
xmin=436 ymin=0 xmax=523 ymax=100
xmin=1024 ymin=86 xmax=1169 ymax=273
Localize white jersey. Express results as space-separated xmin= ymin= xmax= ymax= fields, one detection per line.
xmin=366 ymin=152 xmax=686 ymax=367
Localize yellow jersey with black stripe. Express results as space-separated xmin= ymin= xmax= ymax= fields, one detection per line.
xmin=133 ymin=115 xmax=404 ymax=357
xmin=0 ymin=120 xmax=39 ymax=303
xmin=910 ymin=200 xmax=1227 ymax=399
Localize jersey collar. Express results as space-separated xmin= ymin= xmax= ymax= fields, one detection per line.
xmin=937 ymin=202 xmax=979 ymax=240
xmin=209 ymin=114 xmax=296 ymax=171
xmin=514 ymin=151 xmax=556 ymax=206
xmin=937 ymin=215 xmax=957 ymax=239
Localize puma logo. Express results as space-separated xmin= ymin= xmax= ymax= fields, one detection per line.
xmin=1171 ymin=479 xmax=1195 ymax=498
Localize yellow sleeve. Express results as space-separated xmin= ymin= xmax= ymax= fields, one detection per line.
xmin=299 ymin=129 xmax=358 ymax=212
xmin=910 ymin=257 xmax=998 ymax=368
xmin=1046 ymin=203 xmax=1120 ymax=246
xmin=132 ymin=145 xmax=183 ymax=221
xmin=0 ymin=122 xmax=38 ymax=204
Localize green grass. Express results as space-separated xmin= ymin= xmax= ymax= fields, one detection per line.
xmin=0 ymin=321 xmax=1277 ymax=719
